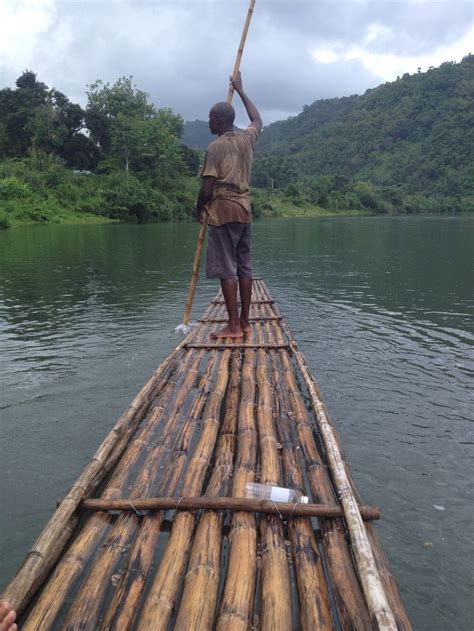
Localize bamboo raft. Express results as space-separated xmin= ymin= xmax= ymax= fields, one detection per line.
xmin=3 ymin=279 xmax=412 ymax=630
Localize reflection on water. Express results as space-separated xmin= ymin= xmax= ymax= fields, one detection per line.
xmin=1 ymin=217 xmax=473 ymax=630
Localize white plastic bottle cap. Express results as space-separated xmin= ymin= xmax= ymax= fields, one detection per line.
xmin=300 ymin=496 xmax=309 ymax=504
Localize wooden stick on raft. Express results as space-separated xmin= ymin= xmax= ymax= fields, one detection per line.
xmin=137 ymin=349 xmax=233 ymax=631
xmin=272 ymin=322 xmax=373 ymax=629
xmin=172 ymin=350 xmax=240 ymax=631
xmin=267 ymin=340 xmax=333 ymax=630
xmin=96 ymin=347 xmax=217 ymax=631
xmin=254 ymin=321 xmax=293 ymax=631
xmin=72 ymin=497 xmax=380 ymax=519
xmin=61 ymin=346 xmax=210 ymax=630
xmin=181 ymin=0 xmax=256 ymax=327
xmin=21 ymin=343 xmax=199 ymax=631
xmin=216 ymin=343 xmax=258 ymax=631
xmin=282 ymin=324 xmax=398 ymax=630
xmin=1 ymin=333 xmax=193 ymax=616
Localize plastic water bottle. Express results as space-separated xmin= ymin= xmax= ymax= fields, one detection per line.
xmin=245 ymin=482 xmax=309 ymax=504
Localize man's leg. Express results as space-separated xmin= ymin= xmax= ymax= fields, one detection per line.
xmin=236 ymin=224 xmax=252 ymax=333
xmin=239 ymin=276 xmax=252 ymax=332
xmin=211 ymin=278 xmax=243 ymax=338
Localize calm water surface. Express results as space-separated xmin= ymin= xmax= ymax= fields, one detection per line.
xmin=0 ymin=217 xmax=472 ymax=629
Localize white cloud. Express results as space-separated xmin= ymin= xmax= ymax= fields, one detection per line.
xmin=312 ymin=25 xmax=474 ymax=84
xmin=364 ymin=23 xmax=392 ymax=45
xmin=313 ymin=49 xmax=340 ymax=64
xmin=0 ymin=0 xmax=56 ymax=68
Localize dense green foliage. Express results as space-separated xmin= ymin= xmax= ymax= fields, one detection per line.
xmin=1 ymin=57 xmax=472 ymax=228
xmin=253 ymin=55 xmax=474 ymax=214
xmin=0 ymin=73 xmax=199 ymax=228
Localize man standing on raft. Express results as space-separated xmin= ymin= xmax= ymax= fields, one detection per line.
xmin=196 ymin=72 xmax=262 ymax=339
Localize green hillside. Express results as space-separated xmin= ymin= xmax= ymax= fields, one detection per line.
xmin=182 ymin=120 xmax=214 ymax=150
xmin=252 ymin=55 xmax=474 ymax=214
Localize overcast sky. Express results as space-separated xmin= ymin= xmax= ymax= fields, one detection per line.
xmin=1 ymin=0 xmax=473 ymax=125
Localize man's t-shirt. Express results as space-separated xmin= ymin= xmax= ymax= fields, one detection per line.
xmin=200 ymin=126 xmax=259 ymax=226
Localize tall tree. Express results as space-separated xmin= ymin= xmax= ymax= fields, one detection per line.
xmin=86 ymin=76 xmax=184 ymax=181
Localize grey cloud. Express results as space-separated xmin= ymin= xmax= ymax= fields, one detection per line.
xmin=1 ymin=0 xmax=472 ymax=125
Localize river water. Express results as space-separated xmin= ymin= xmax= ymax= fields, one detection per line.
xmin=0 ymin=216 xmax=472 ymax=629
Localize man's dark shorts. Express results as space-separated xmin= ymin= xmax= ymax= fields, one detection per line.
xmin=206 ymin=222 xmax=252 ymax=280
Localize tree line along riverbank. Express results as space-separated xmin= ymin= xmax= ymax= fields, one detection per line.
xmin=1 ymin=57 xmax=473 ymax=229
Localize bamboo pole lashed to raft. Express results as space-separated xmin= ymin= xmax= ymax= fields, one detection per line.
xmin=216 ymin=344 xmax=259 ymax=631
xmin=136 ymin=347 xmax=232 ymax=631
xmin=73 ymin=497 xmax=380 ymax=520
xmin=61 ymin=346 xmax=211 ymax=630
xmin=271 ymin=321 xmax=374 ymax=629
xmin=171 ymin=349 xmax=239 ymax=630
xmin=283 ymin=328 xmax=398 ymax=630
xmin=2 ymin=331 xmax=194 ymax=617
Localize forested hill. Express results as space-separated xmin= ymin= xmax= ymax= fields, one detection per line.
xmin=252 ymin=55 xmax=473 ymax=211
xmin=182 ymin=121 xmax=242 ymax=149
xmin=182 ymin=120 xmax=214 ymax=150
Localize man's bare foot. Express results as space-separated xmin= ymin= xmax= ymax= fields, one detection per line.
xmin=211 ymin=325 xmax=243 ymax=339
xmin=240 ymin=320 xmax=252 ymax=333
xmin=0 ymin=602 xmax=17 ymax=631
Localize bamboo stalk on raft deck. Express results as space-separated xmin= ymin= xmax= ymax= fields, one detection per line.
xmin=261 ymin=281 xmax=409 ymax=628
xmin=266 ymin=327 xmax=334 ymax=630
xmin=61 ymin=347 xmax=207 ymax=629
xmin=2 ymin=331 xmax=193 ymax=617
xmin=172 ymin=349 xmax=240 ymax=630
xmin=98 ymin=345 xmax=218 ymax=631
xmin=215 ymin=345 xmax=258 ymax=631
xmin=254 ymin=322 xmax=293 ymax=630
xmin=292 ymin=348 xmax=412 ymax=631
xmin=271 ymin=322 xmax=375 ymax=629
xmin=137 ymin=347 xmax=233 ymax=630
xmin=22 ymin=347 xmax=193 ymax=630
xmin=270 ymin=314 xmax=398 ymax=629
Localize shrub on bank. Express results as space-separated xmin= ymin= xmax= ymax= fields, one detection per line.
xmin=0 ymin=157 xmax=199 ymax=228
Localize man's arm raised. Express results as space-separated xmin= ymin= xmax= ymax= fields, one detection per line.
xmin=230 ymin=72 xmax=262 ymax=133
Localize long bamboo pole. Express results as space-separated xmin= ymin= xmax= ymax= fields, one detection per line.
xmin=216 ymin=343 xmax=258 ymax=631
xmin=271 ymin=321 xmax=374 ymax=629
xmin=172 ymin=349 xmax=239 ymax=630
xmin=280 ymin=321 xmax=398 ymax=630
xmin=255 ymin=322 xmax=293 ymax=630
xmin=61 ymin=349 xmax=206 ymax=629
xmin=98 ymin=347 xmax=217 ymax=631
xmin=267 ymin=329 xmax=333 ymax=630
xmin=1 ymin=334 xmax=191 ymax=616
xmin=303 ymin=373 xmax=413 ymax=631
xmin=137 ymin=348 xmax=232 ymax=630
xmin=181 ymin=0 xmax=256 ymax=326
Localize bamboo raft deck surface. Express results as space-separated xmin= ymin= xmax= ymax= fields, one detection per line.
xmin=3 ymin=279 xmax=412 ymax=630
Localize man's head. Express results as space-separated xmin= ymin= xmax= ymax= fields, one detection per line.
xmin=209 ymin=102 xmax=235 ymax=135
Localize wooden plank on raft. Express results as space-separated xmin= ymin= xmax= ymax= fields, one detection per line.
xmin=1 ymin=332 xmax=194 ymax=617
xmin=74 ymin=497 xmax=380 ymax=520
xmin=212 ymin=299 xmax=274 ymax=305
xmin=199 ymin=316 xmax=283 ymax=323
xmin=185 ymin=343 xmax=290 ymax=350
